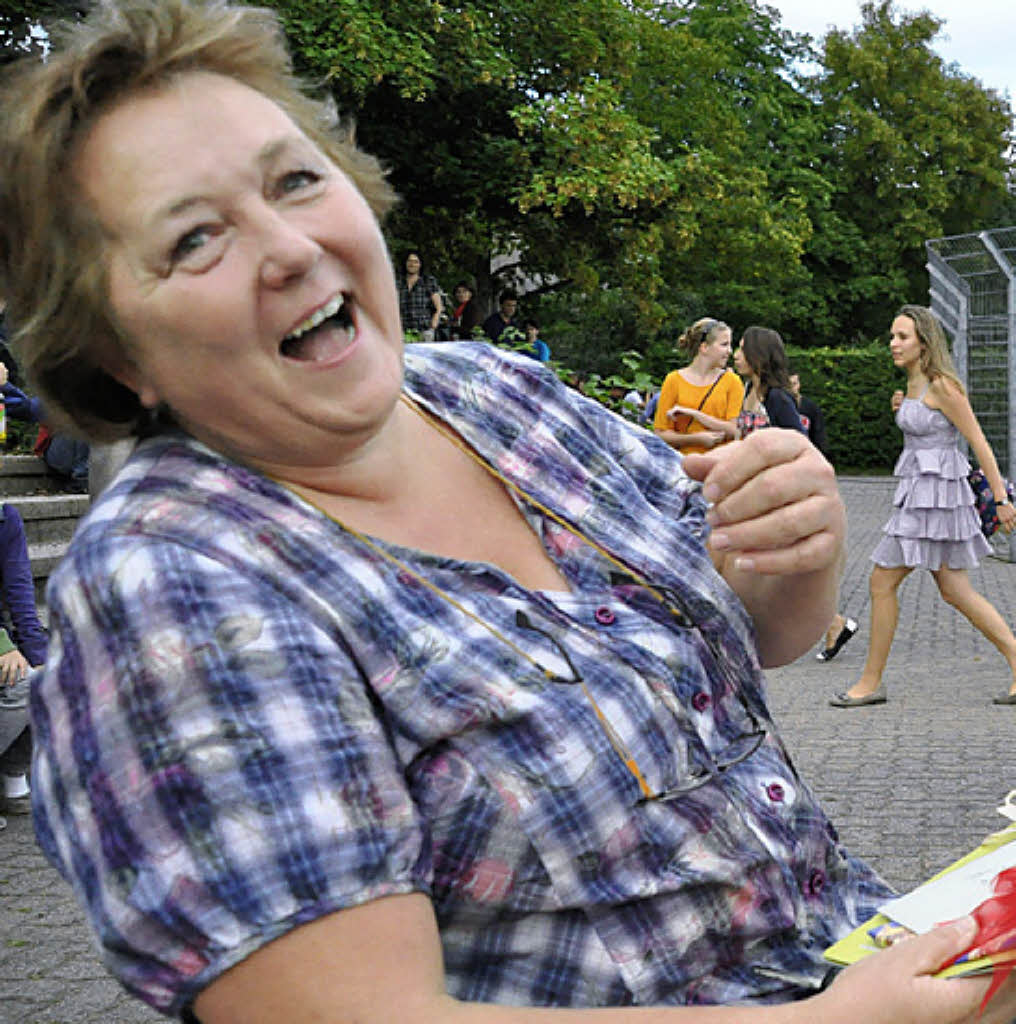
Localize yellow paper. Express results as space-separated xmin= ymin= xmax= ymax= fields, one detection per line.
xmin=824 ymin=824 xmax=1016 ymax=977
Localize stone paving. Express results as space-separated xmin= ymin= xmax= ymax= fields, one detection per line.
xmin=1 ymin=475 xmax=1015 ymax=1023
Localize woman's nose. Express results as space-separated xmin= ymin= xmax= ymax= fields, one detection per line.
xmin=257 ymin=209 xmax=322 ymax=288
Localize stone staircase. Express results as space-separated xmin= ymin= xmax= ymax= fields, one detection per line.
xmin=0 ymin=454 xmax=90 ymax=610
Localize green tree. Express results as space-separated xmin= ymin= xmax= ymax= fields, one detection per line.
xmin=807 ymin=1 xmax=1015 ymax=340
xmin=648 ymin=1 xmax=822 ymax=334
xmin=6 ymin=0 xmax=1012 ymax=365
xmin=269 ymin=0 xmax=818 ymax=356
xmin=0 ymin=1 xmax=84 ymax=63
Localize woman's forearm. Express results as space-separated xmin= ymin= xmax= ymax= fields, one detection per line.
xmin=972 ymin=438 xmax=1008 ymax=500
xmin=725 ymin=561 xmax=838 ymax=667
xmin=687 ymin=409 xmax=737 ymax=438
xmin=656 ymin=429 xmax=705 ymax=451
xmin=193 ymin=892 xmax=999 ymax=1024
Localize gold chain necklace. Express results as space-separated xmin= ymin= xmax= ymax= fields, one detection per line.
xmin=398 ymin=394 xmax=691 ymax=622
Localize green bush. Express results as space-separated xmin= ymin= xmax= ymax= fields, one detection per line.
xmin=786 ymin=343 xmax=903 ymax=474
xmin=414 ymin=331 xmax=906 ymax=473
xmin=2 ymin=417 xmax=37 ymax=455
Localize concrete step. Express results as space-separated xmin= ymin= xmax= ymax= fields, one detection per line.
xmin=28 ymin=539 xmax=69 ymax=607
xmin=1 ymin=466 xmax=91 ymax=611
xmin=0 ymin=453 xmax=70 ymax=495
xmin=12 ymin=492 xmax=90 ymax=545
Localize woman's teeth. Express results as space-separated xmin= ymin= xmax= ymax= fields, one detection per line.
xmin=284 ymin=293 xmax=346 ymax=341
xmin=279 ymin=293 xmax=356 ymax=361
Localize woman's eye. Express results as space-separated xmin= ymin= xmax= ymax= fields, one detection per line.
xmin=170 ymin=226 xmax=212 ymax=264
xmin=276 ymin=169 xmax=320 ymax=195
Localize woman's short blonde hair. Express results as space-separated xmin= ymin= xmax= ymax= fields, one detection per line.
xmin=0 ymin=0 xmax=397 ymax=440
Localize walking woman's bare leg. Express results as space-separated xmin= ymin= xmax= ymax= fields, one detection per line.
xmin=825 ymin=613 xmax=845 ymax=648
xmin=932 ymin=566 xmax=1016 ymax=694
xmin=846 ymin=565 xmax=913 ymax=698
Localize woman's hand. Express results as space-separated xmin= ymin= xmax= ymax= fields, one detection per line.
xmin=0 ymin=648 xmax=29 ymax=687
xmin=682 ymin=429 xmax=843 ymax=666
xmin=683 ymin=428 xmax=842 ymax=576
xmin=666 ymin=403 xmax=692 ymax=420
xmin=657 ymin=428 xmax=726 ymax=452
xmin=997 ymin=501 xmax=1015 ymax=535
xmin=696 ymin=430 xmax=725 ymax=450
xmin=817 ymin=916 xmax=1016 ymax=1024
xmin=891 ymin=389 xmax=905 ymax=413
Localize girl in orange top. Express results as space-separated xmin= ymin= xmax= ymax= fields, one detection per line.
xmin=653 ymin=318 xmax=744 ymax=455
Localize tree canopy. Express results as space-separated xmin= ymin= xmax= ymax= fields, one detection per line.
xmin=269 ymin=0 xmax=1014 ymax=353
xmin=0 ymin=0 xmax=85 ymax=62
xmin=4 ymin=0 xmax=1014 ymax=365
xmin=805 ymin=1 xmax=1015 ymax=340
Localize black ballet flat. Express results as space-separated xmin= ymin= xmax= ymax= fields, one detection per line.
xmin=816 ymin=617 xmax=858 ymax=662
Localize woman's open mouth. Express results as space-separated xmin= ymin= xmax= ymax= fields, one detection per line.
xmin=280 ymin=293 xmax=355 ymax=362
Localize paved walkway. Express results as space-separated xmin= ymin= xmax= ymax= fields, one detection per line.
xmin=2 ymin=476 xmax=1015 ymax=1022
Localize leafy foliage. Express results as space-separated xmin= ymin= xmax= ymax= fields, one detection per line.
xmin=805 ymin=1 xmax=1015 ymax=340
xmin=2 ymin=0 xmax=1012 ymax=401
xmin=0 ymin=1 xmax=85 ymax=63
xmin=270 ymin=0 xmax=825 ymax=340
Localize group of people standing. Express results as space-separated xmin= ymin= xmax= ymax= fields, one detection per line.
xmin=652 ymin=318 xmax=810 ymax=449
xmin=395 ymin=253 xmax=550 ymax=360
xmin=653 ymin=309 xmax=1016 ymax=703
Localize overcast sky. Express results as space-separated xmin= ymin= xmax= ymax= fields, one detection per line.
xmin=765 ymin=0 xmax=1016 ymax=102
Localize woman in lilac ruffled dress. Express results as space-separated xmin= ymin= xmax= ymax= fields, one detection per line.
xmin=832 ymin=305 xmax=1016 ymax=707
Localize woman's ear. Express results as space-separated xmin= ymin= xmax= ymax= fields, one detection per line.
xmin=104 ymin=352 xmax=159 ymax=410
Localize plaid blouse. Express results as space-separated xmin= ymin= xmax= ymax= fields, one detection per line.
xmin=30 ymin=343 xmax=891 ymax=1017
xmin=397 ymin=273 xmax=441 ymax=332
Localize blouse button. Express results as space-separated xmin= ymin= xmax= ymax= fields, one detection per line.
xmin=766 ymin=782 xmax=785 ymax=803
xmin=594 ymin=606 xmax=616 ymax=626
xmin=807 ymin=869 xmax=826 ymax=896
xmin=691 ymin=691 xmax=711 ymax=712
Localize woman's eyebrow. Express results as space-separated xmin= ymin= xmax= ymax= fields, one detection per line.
xmin=257 ymin=134 xmax=310 ymax=167
xmin=143 ymin=136 xmax=311 ymax=231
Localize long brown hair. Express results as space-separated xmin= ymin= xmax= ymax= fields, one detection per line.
xmin=740 ymin=326 xmax=791 ymax=397
xmin=896 ymin=305 xmax=965 ymax=395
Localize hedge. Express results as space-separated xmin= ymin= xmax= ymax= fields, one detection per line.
xmin=552 ymin=340 xmax=906 ymax=475
xmin=407 ymin=336 xmax=909 ymax=475
xmin=785 ymin=342 xmax=903 ymax=474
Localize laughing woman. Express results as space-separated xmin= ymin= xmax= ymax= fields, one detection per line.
xmin=2 ymin=4 xmax=1013 ymax=1024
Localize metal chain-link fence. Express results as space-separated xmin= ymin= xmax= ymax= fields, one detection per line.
xmin=927 ymin=227 xmax=1016 ymax=561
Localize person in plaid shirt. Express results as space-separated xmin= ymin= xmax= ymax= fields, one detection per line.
xmin=397 ymin=250 xmax=443 ymax=341
xmin=4 ymin=3 xmax=1012 ymax=1023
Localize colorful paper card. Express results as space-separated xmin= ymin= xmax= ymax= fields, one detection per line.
xmin=824 ymin=824 xmax=1016 ymax=978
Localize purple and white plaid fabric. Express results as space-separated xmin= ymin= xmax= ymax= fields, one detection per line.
xmin=31 ymin=343 xmax=891 ymax=1016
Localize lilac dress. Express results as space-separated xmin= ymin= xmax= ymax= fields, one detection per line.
xmin=871 ymin=395 xmax=991 ymax=570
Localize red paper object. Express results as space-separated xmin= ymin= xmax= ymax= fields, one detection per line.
xmin=944 ymin=866 xmax=1016 ymax=1012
